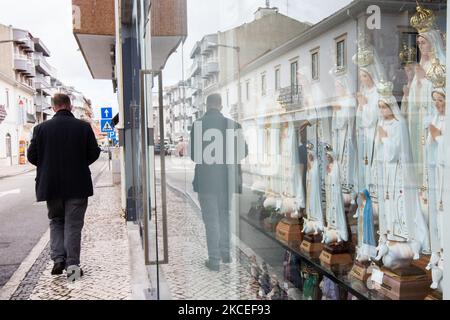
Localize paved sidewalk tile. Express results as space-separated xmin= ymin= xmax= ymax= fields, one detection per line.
xmin=156 ymin=185 xmax=258 ymax=300
xmin=11 ymin=171 xmax=132 ymax=300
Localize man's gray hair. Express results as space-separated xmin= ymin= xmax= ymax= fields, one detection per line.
xmin=206 ymin=94 xmax=222 ymax=111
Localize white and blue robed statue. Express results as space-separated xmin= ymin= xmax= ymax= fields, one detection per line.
xmin=322 ymin=144 xmax=349 ymax=245
xmin=374 ymin=81 xmax=430 ymax=270
xmin=425 ymin=56 xmax=446 ymax=291
xmin=408 ymin=4 xmax=446 ymax=213
xmin=354 ymin=189 xmax=377 ymax=263
xmin=353 ymin=35 xmax=386 ymax=194
xmin=330 ymin=72 xmax=358 ymax=203
xmin=302 ymin=142 xmax=324 ymax=236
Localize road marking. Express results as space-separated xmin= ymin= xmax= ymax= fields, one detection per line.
xmin=0 ymin=189 xmax=21 ymax=198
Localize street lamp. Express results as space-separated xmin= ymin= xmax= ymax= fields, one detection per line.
xmin=207 ymin=42 xmax=241 ymax=122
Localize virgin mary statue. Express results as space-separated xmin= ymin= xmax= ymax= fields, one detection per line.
xmin=302 ymin=142 xmax=324 ymax=236
xmin=374 ymin=81 xmax=430 ymax=270
xmin=408 ymin=4 xmax=446 ymax=209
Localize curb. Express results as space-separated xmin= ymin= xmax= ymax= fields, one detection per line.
xmin=0 ymin=230 xmax=50 ymax=300
xmin=0 ymin=168 xmax=35 ymax=180
xmin=0 ymin=162 xmax=108 ymax=300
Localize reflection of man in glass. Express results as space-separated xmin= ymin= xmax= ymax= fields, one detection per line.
xmin=190 ymin=94 xmax=248 ymax=271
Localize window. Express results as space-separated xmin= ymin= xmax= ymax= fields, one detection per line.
xmin=290 ymin=61 xmax=298 ymax=94
xmin=311 ymin=50 xmax=319 ymax=80
xmin=246 ymin=81 xmax=250 ymax=101
xmin=336 ymin=36 xmax=346 ymax=72
xmin=261 ymin=73 xmax=267 ymax=96
xmin=274 ymin=68 xmax=280 ymax=91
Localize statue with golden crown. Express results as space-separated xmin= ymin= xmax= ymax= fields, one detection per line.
xmin=372 ymin=80 xmax=431 ymax=300
xmin=408 ymin=2 xmax=446 ymax=223
xmin=425 ymin=56 xmax=446 ymax=295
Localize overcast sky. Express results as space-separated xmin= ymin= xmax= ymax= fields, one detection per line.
xmin=0 ymin=0 xmax=352 ymax=117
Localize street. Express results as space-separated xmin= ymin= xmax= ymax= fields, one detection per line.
xmin=0 ymin=154 xmax=108 ymax=288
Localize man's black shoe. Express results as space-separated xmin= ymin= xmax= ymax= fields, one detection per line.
xmin=205 ymin=260 xmax=220 ymax=272
xmin=51 ymin=262 xmax=66 ymax=275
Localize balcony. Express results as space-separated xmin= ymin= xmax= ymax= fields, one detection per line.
xmin=34 ymin=95 xmax=52 ymax=112
xmin=188 ymin=60 xmax=201 ymax=78
xmin=33 ymin=38 xmax=51 ymax=57
xmin=14 ymin=56 xmax=28 ymax=71
xmin=34 ymin=75 xmax=53 ymax=95
xmin=277 ymin=85 xmax=303 ymax=111
xmin=13 ymin=29 xmax=34 ymax=52
xmin=201 ymin=61 xmax=219 ymax=79
xmin=34 ymin=53 xmax=54 ymax=77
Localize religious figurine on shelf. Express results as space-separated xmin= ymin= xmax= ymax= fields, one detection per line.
xmin=354 ymin=189 xmax=377 ymax=263
xmin=408 ymin=3 xmax=446 ymax=215
xmin=350 ymin=189 xmax=378 ymax=281
xmin=353 ymin=34 xmax=386 ymax=194
xmin=302 ymin=142 xmax=325 ymax=236
xmin=322 ymin=145 xmax=349 ymax=246
xmin=330 ymin=71 xmax=358 ymax=203
xmin=425 ymin=58 xmax=446 ymax=292
xmin=374 ymin=81 xmax=430 ymax=270
xmin=318 ymin=145 xmax=352 ymax=268
xmin=299 ymin=142 xmax=325 ymax=256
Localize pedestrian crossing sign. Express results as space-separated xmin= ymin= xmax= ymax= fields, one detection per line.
xmin=101 ymin=120 xmax=114 ymax=133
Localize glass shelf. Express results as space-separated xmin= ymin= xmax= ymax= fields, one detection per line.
xmin=239 ymin=214 xmax=390 ymax=300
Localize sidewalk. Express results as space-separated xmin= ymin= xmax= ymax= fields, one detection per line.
xmin=3 ymin=169 xmax=133 ymax=300
xmin=154 ymin=183 xmax=258 ymax=300
xmin=0 ymin=163 xmax=35 ymax=180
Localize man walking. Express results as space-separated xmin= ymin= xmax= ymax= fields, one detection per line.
xmin=190 ymin=94 xmax=247 ymax=271
xmin=27 ymin=93 xmax=100 ymax=279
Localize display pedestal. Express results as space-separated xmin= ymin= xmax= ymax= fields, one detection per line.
xmin=373 ymin=266 xmax=431 ymax=300
xmin=425 ymin=290 xmax=442 ymax=300
xmin=319 ymin=243 xmax=352 ymax=267
xmin=300 ymin=234 xmax=323 ymax=258
xmin=276 ymin=218 xmax=303 ymax=247
xmin=349 ymin=261 xmax=371 ymax=282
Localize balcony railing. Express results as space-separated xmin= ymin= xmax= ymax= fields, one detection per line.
xmin=188 ymin=60 xmax=201 ymax=77
xmin=34 ymin=53 xmax=54 ymax=77
xmin=277 ymin=85 xmax=303 ymax=111
xmin=201 ymin=61 xmax=219 ymax=78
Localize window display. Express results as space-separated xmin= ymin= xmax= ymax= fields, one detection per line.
xmin=238 ymin=1 xmax=447 ymax=301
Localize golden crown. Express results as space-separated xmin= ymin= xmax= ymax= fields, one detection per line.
xmin=399 ymin=44 xmax=417 ymax=65
xmin=306 ymin=142 xmax=314 ymax=151
xmin=426 ymin=54 xmax=446 ymax=89
xmin=411 ymin=2 xmax=436 ymax=33
xmin=377 ymin=80 xmax=394 ymax=98
xmin=353 ymin=36 xmax=374 ymax=67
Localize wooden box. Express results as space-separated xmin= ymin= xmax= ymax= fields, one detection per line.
xmin=300 ymin=234 xmax=323 ymax=257
xmin=373 ymin=266 xmax=431 ymax=300
xmin=275 ymin=218 xmax=303 ymax=247
xmin=349 ymin=261 xmax=371 ymax=282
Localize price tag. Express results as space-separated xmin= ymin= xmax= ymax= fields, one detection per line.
xmin=371 ymin=268 xmax=384 ymax=285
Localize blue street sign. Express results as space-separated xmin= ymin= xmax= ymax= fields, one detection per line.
xmin=108 ymin=132 xmax=116 ymax=139
xmin=101 ymin=120 xmax=114 ymax=133
xmin=101 ymin=108 xmax=113 ymax=119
